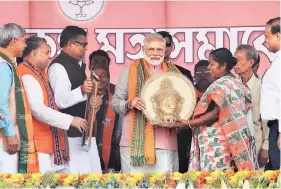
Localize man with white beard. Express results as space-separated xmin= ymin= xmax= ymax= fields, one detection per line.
xmin=111 ymin=33 xmax=179 ymax=173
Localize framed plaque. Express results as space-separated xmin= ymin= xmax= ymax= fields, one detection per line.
xmin=141 ymin=72 xmax=196 ymax=127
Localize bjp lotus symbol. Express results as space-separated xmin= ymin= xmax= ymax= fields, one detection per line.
xmin=59 ymin=0 xmax=104 ymax=21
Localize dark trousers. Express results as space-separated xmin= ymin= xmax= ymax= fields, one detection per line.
xmin=177 ymin=129 xmax=192 ymax=173
xmin=268 ymin=120 xmax=280 ymax=170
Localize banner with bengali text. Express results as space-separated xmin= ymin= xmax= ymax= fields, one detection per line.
xmin=0 ymin=0 xmax=279 ymax=83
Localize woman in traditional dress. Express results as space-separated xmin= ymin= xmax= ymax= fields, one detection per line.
xmin=176 ymin=48 xmax=258 ymax=172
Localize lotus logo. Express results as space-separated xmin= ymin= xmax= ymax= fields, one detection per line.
xmin=59 ymin=0 xmax=104 ymax=21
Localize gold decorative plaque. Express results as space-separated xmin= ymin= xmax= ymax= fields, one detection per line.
xmin=141 ymin=72 xmax=196 ymax=127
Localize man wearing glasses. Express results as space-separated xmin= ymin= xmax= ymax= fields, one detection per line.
xmin=48 ymin=26 xmax=102 ymax=174
xmin=157 ymin=31 xmax=194 ymax=173
xmin=89 ymin=50 xmax=115 ymax=94
xmin=111 ymin=33 xmax=179 ymax=173
xmin=194 ymin=60 xmax=213 ymax=99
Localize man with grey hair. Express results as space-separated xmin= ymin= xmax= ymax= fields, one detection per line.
xmin=0 ymin=23 xmax=39 ymax=173
xmin=234 ymin=44 xmax=269 ymax=169
xmin=111 ymin=33 xmax=180 ymax=173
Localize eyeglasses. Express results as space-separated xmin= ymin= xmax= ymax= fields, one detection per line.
xmin=73 ymin=41 xmax=88 ymax=48
xmin=91 ymin=69 xmax=109 ymax=80
xmin=195 ymin=70 xmax=211 ymax=75
xmin=166 ymin=42 xmax=172 ymax=47
xmin=92 ymin=59 xmax=108 ymax=64
xmin=98 ymin=73 xmax=108 ymax=80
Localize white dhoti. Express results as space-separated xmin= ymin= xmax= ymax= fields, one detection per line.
xmin=120 ymin=146 xmax=179 ymax=173
xmin=0 ymin=138 xmax=18 ymax=173
xmin=66 ymin=137 xmax=102 ymax=174
xmin=38 ymin=153 xmax=69 ymax=173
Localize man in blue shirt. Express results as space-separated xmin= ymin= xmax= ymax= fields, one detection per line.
xmin=0 ymin=63 xmax=15 ymax=136
xmin=0 ymin=23 xmax=27 ymax=173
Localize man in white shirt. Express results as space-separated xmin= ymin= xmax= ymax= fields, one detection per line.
xmin=234 ymin=44 xmax=269 ymax=169
xmin=261 ymin=17 xmax=280 ymax=170
xmin=18 ymin=36 xmax=87 ymax=173
xmin=48 ymin=26 xmax=102 ymax=174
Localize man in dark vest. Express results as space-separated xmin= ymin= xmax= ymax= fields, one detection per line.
xmin=48 ymin=26 xmax=102 ymax=174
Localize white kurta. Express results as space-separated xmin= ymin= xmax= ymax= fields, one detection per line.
xmin=0 ymin=138 xmax=18 ymax=174
xmin=48 ymin=62 xmax=102 ymax=174
xmin=21 ymin=74 xmax=73 ymax=173
xmin=66 ymin=137 xmax=102 ymax=174
xmin=120 ymin=146 xmax=178 ymax=173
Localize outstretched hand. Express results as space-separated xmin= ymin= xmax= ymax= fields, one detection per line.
xmin=173 ymin=120 xmax=189 ymax=128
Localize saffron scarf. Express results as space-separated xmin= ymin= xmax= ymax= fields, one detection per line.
xmin=128 ymin=59 xmax=180 ymax=166
xmin=21 ymin=61 xmax=70 ymax=165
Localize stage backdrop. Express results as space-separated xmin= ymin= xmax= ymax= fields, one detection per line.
xmin=0 ymin=0 xmax=279 ymax=84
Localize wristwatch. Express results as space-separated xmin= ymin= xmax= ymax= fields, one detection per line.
xmin=125 ymin=101 xmax=132 ymax=110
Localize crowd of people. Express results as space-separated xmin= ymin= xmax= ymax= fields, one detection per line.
xmin=0 ymin=16 xmax=280 ymax=174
